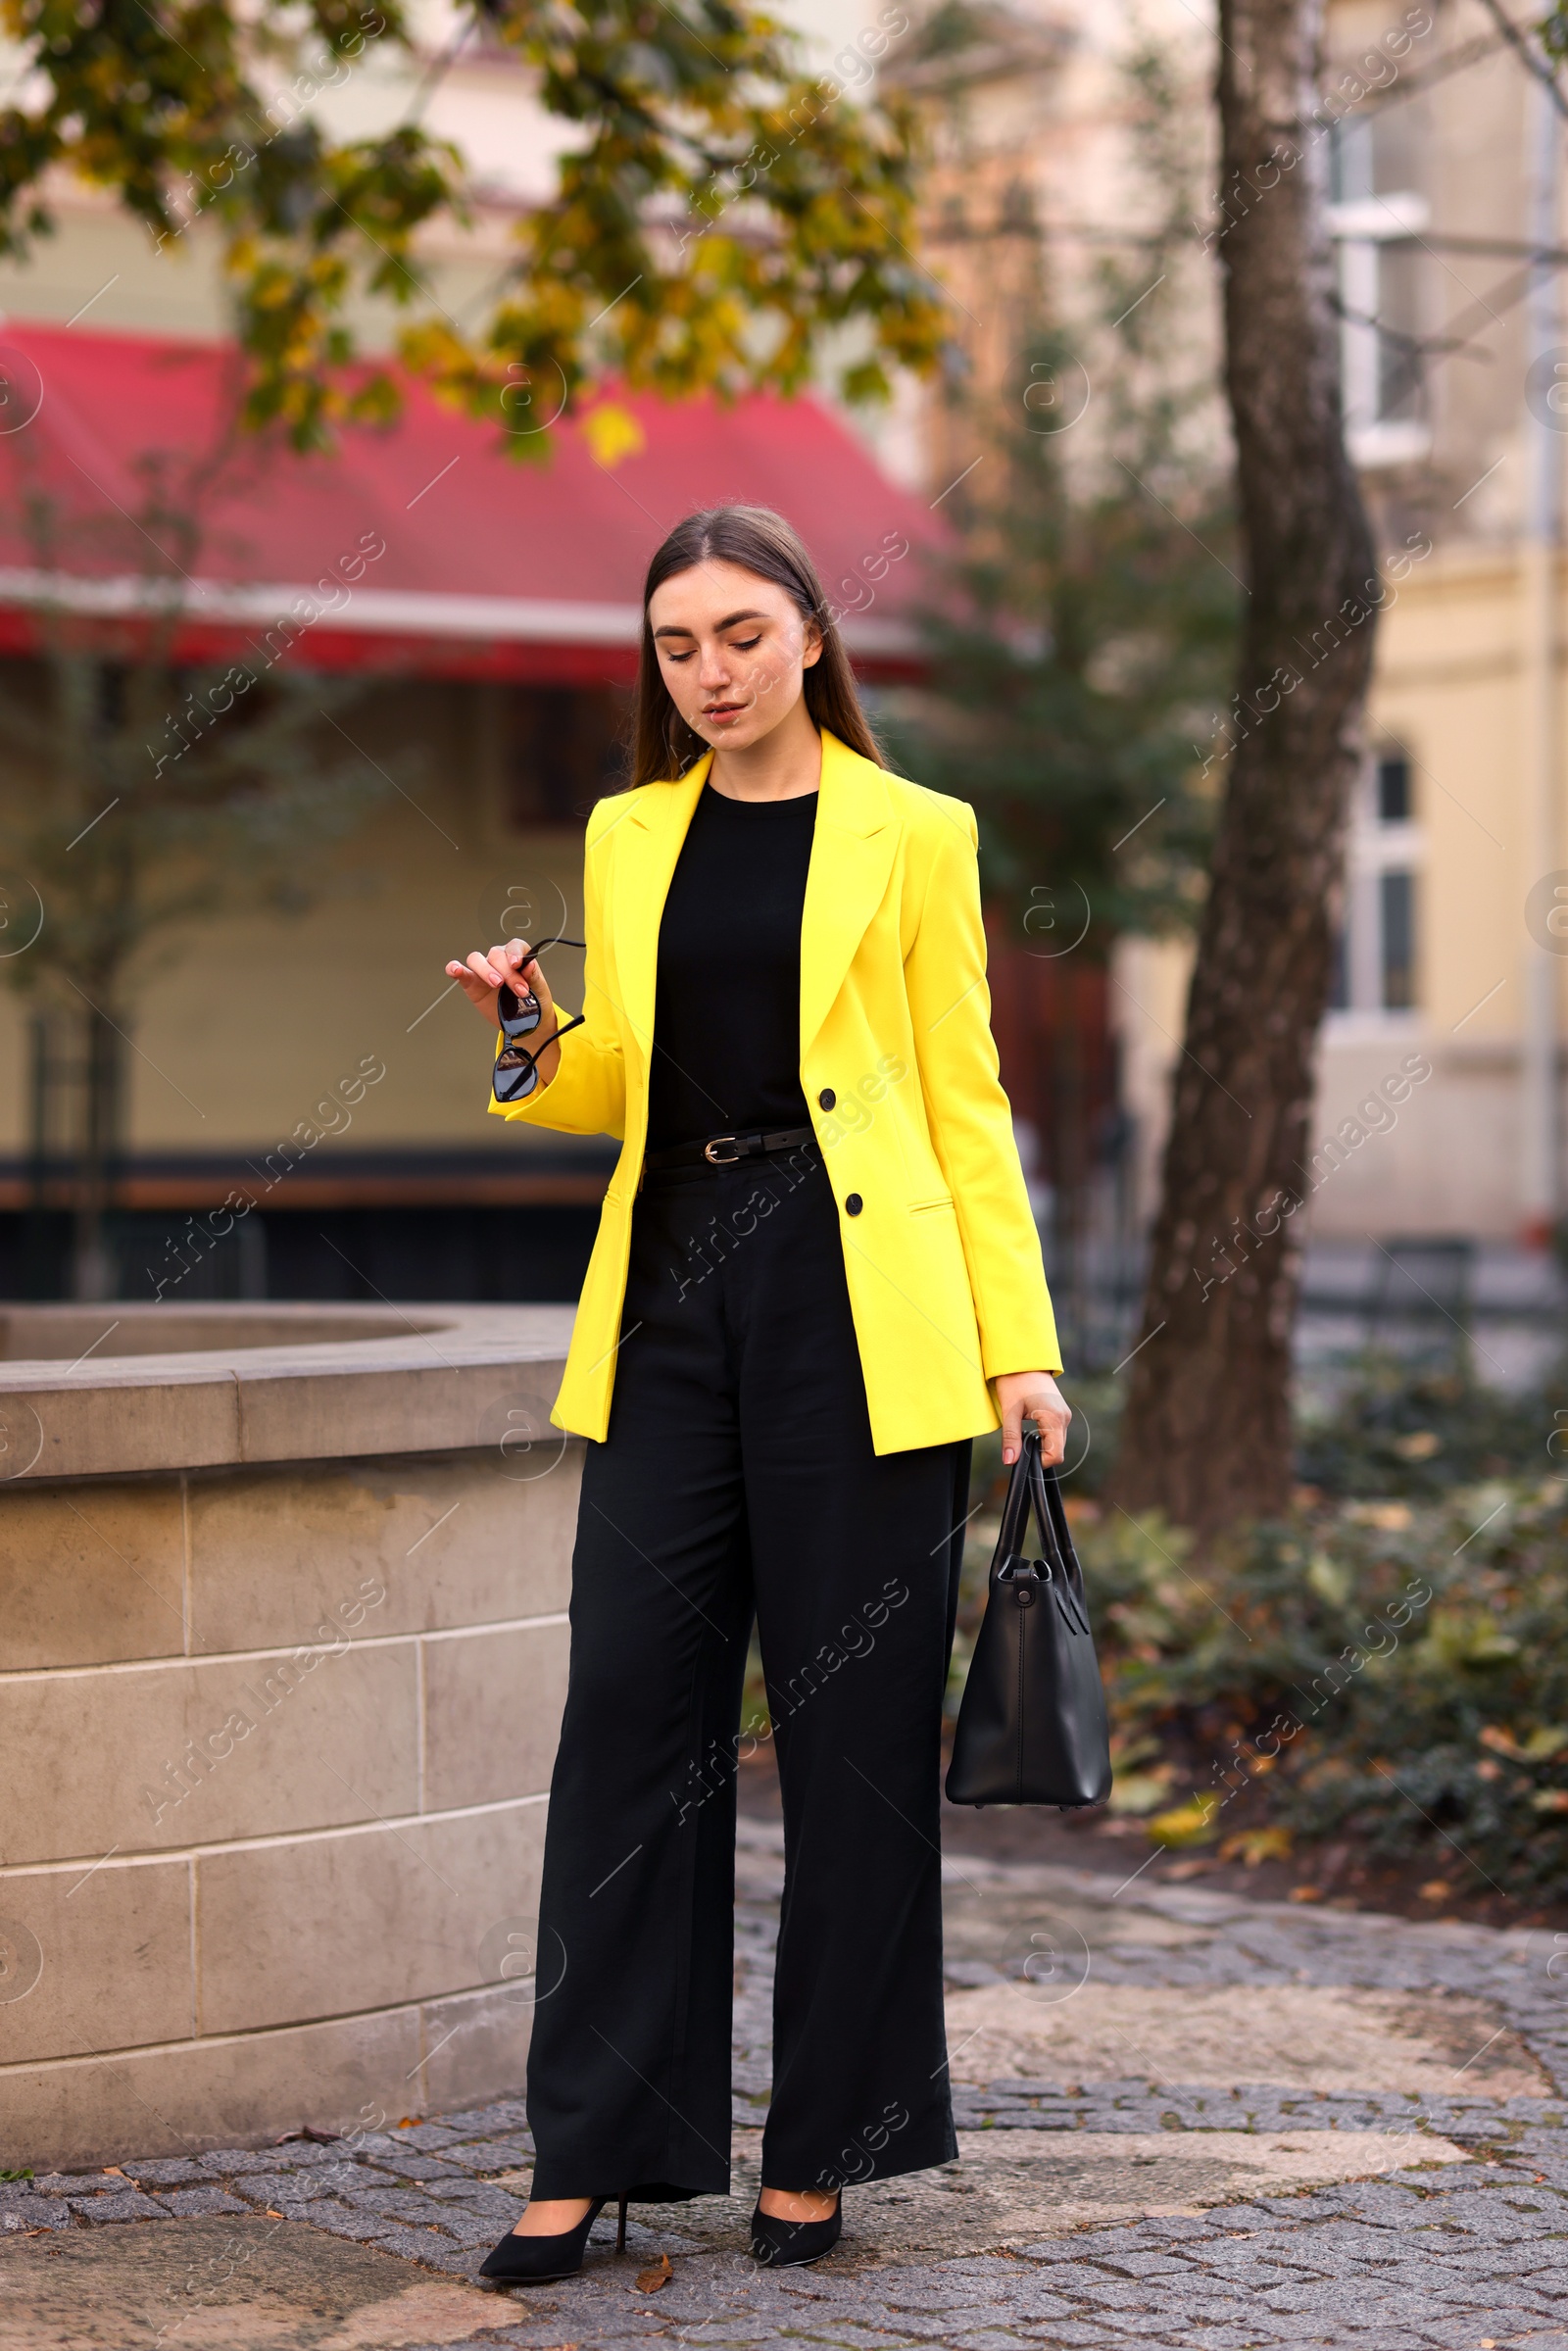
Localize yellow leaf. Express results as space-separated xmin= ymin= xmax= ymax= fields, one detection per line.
xmin=1107 ymin=1769 xmax=1175 ymax=1816
xmin=581 ymin=402 xmax=647 ymax=469
xmin=1306 ymin=1552 xmax=1351 ymax=1603
xmin=1148 ymin=1798 xmax=1218 ymax=1848
xmin=1218 ymin=1826 xmax=1293 ymax=1867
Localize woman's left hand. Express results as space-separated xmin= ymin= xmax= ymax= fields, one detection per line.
xmin=994 ymin=1371 xmax=1071 ymax=1469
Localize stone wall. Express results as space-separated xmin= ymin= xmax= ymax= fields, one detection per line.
xmin=0 ymin=1304 xmax=579 ymax=2169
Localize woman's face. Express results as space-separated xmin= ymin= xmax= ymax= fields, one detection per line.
xmin=648 ymin=559 xmax=821 ymax=754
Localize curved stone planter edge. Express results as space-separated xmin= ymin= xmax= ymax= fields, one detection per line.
xmin=0 ymin=1304 xmax=578 ymax=1480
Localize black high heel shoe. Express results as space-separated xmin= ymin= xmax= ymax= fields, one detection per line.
xmin=478 ymin=2194 xmax=628 ymax=2285
xmin=750 ymin=2192 xmax=842 ymax=2268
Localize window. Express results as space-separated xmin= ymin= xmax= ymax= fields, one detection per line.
xmin=1329 ymin=745 xmax=1421 ymax=1016
xmin=1376 ymin=747 xmax=1410 ymax=822
xmin=1326 ymin=118 xmax=1429 ymax=468
xmin=503 ymin=687 xmax=628 ymax=826
xmin=1380 ymin=870 xmax=1415 ymax=1009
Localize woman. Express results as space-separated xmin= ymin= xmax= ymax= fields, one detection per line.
xmin=447 ymin=505 xmax=1068 ymax=2281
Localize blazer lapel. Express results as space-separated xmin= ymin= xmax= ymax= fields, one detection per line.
xmin=610 ymin=750 xmax=712 ymax=1073
xmin=800 ymin=730 xmax=899 ymax=1059
xmin=609 ymin=730 xmax=898 ymax=1081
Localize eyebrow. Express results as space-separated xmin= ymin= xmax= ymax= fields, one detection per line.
xmin=652 ymin=609 xmax=770 ymax=639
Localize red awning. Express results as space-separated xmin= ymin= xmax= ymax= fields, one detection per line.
xmin=0 ymin=324 xmax=943 ymax=685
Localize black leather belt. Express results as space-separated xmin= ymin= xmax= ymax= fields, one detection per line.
xmin=642 ymin=1124 xmax=815 ymax=1175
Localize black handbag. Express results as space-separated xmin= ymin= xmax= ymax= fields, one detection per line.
xmin=946 ymin=1429 xmax=1112 ymax=1808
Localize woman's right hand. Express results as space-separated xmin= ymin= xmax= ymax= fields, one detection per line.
xmin=446 ymin=939 xmax=564 ymax=1094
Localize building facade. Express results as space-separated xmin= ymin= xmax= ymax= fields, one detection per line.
xmin=1117 ymin=0 xmax=1568 ymax=1246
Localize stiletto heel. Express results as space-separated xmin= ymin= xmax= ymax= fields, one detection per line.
xmin=750 ymin=2191 xmax=842 ymax=2267
xmin=478 ymin=2196 xmax=611 ymax=2285
xmin=616 ymin=2194 xmax=628 ymax=2253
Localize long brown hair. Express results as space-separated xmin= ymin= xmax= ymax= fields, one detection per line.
xmin=628 ymin=505 xmax=886 ymax=788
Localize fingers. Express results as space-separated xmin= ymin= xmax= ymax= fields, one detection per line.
xmin=444 ymin=941 xmax=554 ymax=1028
xmin=996 ymin=1374 xmax=1071 ymax=1469
xmin=1035 ymin=1401 xmax=1070 ymax=1468
xmin=489 ymin=940 xmax=553 ymax=1009
xmin=443 ymin=954 xmax=501 ymax=1021
xmin=1026 ymin=1381 xmax=1072 ymax=1468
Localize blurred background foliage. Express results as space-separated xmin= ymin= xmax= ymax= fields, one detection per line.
xmin=929 ymin=1352 xmax=1568 ymax=1901
xmin=893 ymin=30 xmax=1237 ymax=950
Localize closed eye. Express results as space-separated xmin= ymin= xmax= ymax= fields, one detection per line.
xmin=661 ymin=632 xmax=763 ymax=661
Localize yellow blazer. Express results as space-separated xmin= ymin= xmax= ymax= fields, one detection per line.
xmin=489 ymin=727 xmax=1062 ymax=1452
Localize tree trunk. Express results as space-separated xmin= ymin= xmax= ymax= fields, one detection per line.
xmin=73 ymin=1003 xmax=122 ymax=1302
xmin=1106 ymin=0 xmax=1378 ymax=1534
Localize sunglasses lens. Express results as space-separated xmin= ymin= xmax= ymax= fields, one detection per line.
xmin=500 ymin=994 xmax=541 ymax=1038
xmin=494 ymin=1053 xmax=539 ymax=1102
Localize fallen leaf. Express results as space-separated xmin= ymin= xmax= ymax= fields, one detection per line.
xmin=1148 ymin=1798 xmax=1218 ymax=1849
xmin=1219 ymin=1826 xmax=1293 ymax=1868
xmin=635 ymin=2255 xmax=673 ymax=2293
xmin=101 ymin=2167 xmax=125 ymax=2178
xmin=1357 ymin=1500 xmax=1412 ymax=1531
xmin=1288 ymin=1885 xmax=1323 ymax=1902
xmin=1418 ymin=1880 xmax=1451 ymax=1900
xmin=265 ymin=2209 xmax=285 ymax=2220
xmin=397 ymin=2117 xmax=421 ymax=2129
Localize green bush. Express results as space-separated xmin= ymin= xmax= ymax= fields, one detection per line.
xmin=1296 ymin=1351 xmax=1559 ymax=1499
xmin=1079 ymin=1477 xmax=1568 ymax=1894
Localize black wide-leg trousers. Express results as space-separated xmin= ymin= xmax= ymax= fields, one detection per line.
xmin=524 ymin=1143 xmax=970 ymax=2200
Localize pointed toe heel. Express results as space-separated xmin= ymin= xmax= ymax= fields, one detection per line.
xmin=478 ymin=2194 xmax=628 ymax=2285
xmin=750 ymin=2193 xmax=842 ymax=2268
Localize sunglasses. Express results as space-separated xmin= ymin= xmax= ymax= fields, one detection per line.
xmin=491 ymin=934 xmax=586 ymax=1104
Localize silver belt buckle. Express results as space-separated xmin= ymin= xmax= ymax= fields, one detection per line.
xmin=703 ymin=1134 xmax=741 ymax=1165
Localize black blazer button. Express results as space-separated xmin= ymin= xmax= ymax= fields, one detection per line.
xmin=818 ymin=1088 xmax=836 ymax=1109
xmin=845 ymin=1194 xmax=862 ymax=1216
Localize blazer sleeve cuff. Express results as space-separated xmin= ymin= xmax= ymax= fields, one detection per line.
xmin=980 ymin=1298 xmax=1064 ymax=1382
xmin=484 ymin=1005 xmax=584 ymax=1124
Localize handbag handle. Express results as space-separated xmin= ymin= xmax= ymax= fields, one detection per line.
xmin=995 ymin=1427 xmax=1090 ymax=1600
xmin=1031 ymin=1444 xmax=1084 ymax=1577
xmin=1027 ymin=1437 xmax=1092 ymax=1633
xmin=995 ymin=1428 xmax=1036 ymax=1567
xmin=995 ymin=1426 xmax=1058 ymax=1565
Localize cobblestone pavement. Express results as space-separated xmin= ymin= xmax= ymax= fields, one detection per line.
xmin=6 ymin=1817 xmax=1568 ymax=2348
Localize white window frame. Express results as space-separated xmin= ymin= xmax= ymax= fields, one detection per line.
xmin=1326 ymin=132 xmax=1431 ymax=471
xmin=1327 ymin=747 xmax=1423 ymax=1036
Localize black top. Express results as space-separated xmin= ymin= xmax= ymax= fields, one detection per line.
xmin=645 ymin=782 xmax=818 ymax=1151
